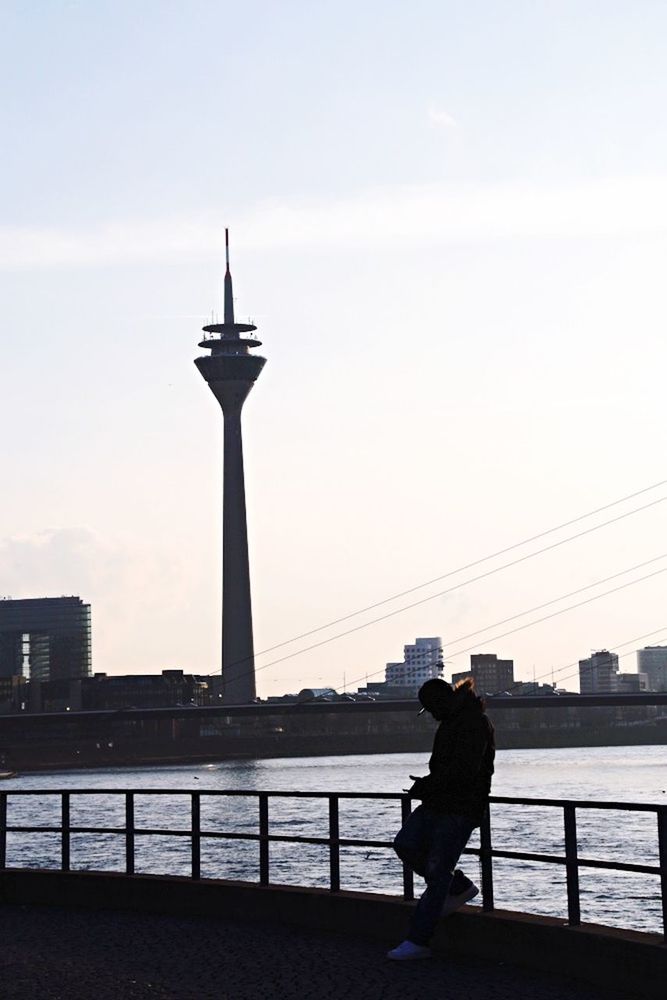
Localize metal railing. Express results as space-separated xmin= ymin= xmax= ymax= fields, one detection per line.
xmin=0 ymin=789 xmax=665 ymax=938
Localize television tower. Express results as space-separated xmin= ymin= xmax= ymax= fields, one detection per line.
xmin=194 ymin=230 xmax=266 ymax=703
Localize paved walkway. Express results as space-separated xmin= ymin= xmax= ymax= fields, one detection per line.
xmin=0 ymin=904 xmax=642 ymax=1000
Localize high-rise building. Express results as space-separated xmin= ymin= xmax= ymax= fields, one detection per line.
xmin=452 ymin=652 xmax=514 ymax=694
xmin=385 ymin=637 xmax=443 ymax=692
xmin=578 ymin=649 xmax=619 ymax=694
xmin=637 ymin=646 xmax=667 ymax=691
xmin=194 ymin=231 xmax=266 ymax=704
xmin=0 ymin=597 xmax=91 ymax=682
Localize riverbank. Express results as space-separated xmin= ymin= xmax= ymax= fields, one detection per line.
xmin=3 ymin=721 xmax=667 ymax=772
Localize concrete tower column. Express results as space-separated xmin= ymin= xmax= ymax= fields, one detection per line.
xmin=194 ymin=232 xmax=266 ymax=704
xmin=221 ymin=400 xmax=253 ymax=702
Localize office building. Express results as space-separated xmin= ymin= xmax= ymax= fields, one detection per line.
xmin=615 ymin=672 xmax=648 ymax=694
xmin=194 ymin=231 xmax=266 ymax=704
xmin=0 ymin=597 xmax=91 ymax=682
xmin=452 ymin=652 xmax=514 ymax=695
xmin=578 ymin=650 xmax=619 ymax=694
xmin=385 ymin=637 xmax=443 ymax=692
xmin=27 ymin=669 xmax=211 ymax=714
xmin=637 ymin=646 xmax=667 ymax=691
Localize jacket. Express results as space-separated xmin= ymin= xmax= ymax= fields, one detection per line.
xmin=410 ymin=685 xmax=495 ymax=826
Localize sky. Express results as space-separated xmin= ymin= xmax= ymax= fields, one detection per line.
xmin=2 ymin=1 xmax=667 ymax=695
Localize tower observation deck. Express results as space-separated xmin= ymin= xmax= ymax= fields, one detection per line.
xmin=194 ymin=231 xmax=266 ymax=704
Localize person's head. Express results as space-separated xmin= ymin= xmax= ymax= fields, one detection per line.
xmin=417 ymin=678 xmax=455 ymax=720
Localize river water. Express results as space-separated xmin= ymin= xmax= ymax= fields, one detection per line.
xmin=3 ymin=745 xmax=665 ymax=934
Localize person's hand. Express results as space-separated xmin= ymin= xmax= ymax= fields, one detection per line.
xmin=406 ymin=775 xmax=428 ymax=799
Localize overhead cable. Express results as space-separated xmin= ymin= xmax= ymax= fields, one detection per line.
xmin=249 ymin=476 xmax=667 ymax=660
xmin=218 ymin=495 xmax=667 ymax=685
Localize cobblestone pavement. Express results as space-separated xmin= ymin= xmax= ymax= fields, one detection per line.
xmin=0 ymin=905 xmax=643 ymax=1000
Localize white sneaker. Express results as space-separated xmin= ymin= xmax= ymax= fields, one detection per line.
xmin=386 ymin=940 xmax=432 ymax=961
xmin=441 ymin=880 xmax=479 ymax=916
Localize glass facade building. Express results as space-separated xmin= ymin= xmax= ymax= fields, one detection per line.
xmin=637 ymin=646 xmax=667 ymax=691
xmin=0 ymin=597 xmax=91 ymax=681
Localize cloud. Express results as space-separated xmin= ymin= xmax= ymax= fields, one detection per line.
xmin=0 ymin=528 xmax=192 ymax=672
xmin=0 ymin=219 xmax=216 ymax=270
xmin=428 ymin=105 xmax=458 ymax=128
xmin=0 ymin=527 xmax=115 ymax=596
xmin=2 ymin=176 xmax=667 ymax=270
xmin=0 ymin=526 xmax=189 ymax=607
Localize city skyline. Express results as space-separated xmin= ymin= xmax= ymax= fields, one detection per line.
xmin=3 ymin=3 xmax=667 ymax=695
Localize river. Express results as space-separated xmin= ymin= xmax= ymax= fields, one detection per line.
xmin=3 ymin=744 xmax=665 ymax=934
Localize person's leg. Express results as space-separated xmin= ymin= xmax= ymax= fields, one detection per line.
xmin=393 ymin=804 xmax=429 ymax=877
xmin=406 ymin=814 xmax=475 ymax=946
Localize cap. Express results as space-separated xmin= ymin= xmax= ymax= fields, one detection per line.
xmin=417 ymin=678 xmax=454 ymax=716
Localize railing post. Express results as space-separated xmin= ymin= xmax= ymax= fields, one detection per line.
xmin=0 ymin=792 xmax=6 ymax=869
xmin=61 ymin=792 xmax=70 ymax=872
xmin=191 ymin=791 xmax=201 ymax=880
xmin=400 ymin=795 xmax=414 ymax=901
xmin=479 ymin=806 xmax=494 ymax=912
xmin=328 ymin=795 xmax=340 ymax=893
xmin=564 ymin=804 xmax=581 ymax=927
xmin=259 ymin=793 xmax=269 ymax=886
xmin=658 ymin=806 xmax=667 ymax=941
xmin=125 ymin=792 xmax=135 ymax=875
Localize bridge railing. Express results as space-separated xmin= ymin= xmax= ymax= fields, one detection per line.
xmin=0 ymin=789 xmax=665 ymax=938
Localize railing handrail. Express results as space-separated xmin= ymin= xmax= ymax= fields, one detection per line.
xmin=1 ymin=788 xmax=665 ymax=811
xmin=0 ymin=787 xmax=665 ymax=940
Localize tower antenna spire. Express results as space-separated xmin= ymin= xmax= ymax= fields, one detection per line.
xmin=223 ymin=227 xmax=234 ymax=324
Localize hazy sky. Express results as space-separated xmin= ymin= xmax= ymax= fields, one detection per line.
xmin=2 ymin=1 xmax=667 ymax=695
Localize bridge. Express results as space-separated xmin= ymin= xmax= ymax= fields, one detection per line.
xmin=1 ymin=693 xmax=666 ymax=771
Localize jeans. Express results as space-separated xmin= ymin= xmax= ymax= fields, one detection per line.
xmin=393 ymin=805 xmax=475 ymax=946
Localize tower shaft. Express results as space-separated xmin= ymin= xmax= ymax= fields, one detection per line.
xmin=221 ymin=403 xmax=255 ymax=703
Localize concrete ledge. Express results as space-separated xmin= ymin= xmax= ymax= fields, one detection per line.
xmin=1 ymin=869 xmax=664 ymax=998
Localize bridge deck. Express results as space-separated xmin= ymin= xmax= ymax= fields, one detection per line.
xmin=0 ymin=903 xmax=640 ymax=1000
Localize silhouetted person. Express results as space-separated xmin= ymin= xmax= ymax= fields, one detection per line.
xmin=387 ymin=677 xmax=495 ymax=960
